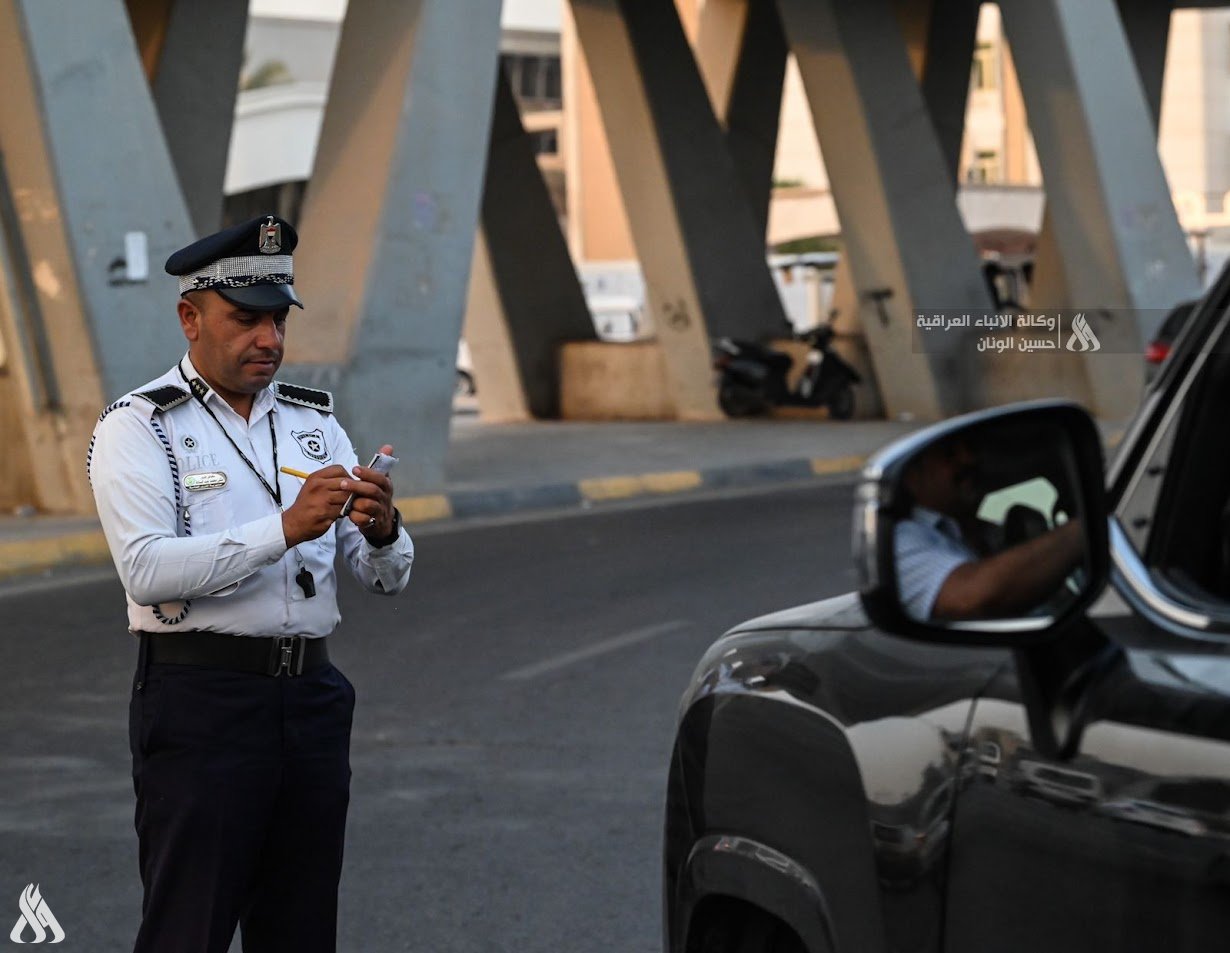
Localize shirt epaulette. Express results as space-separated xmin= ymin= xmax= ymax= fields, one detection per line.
xmin=274 ymin=382 xmax=334 ymax=414
xmin=133 ymin=385 xmax=192 ymax=412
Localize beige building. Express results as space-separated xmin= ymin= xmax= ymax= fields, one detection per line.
xmin=956 ymin=3 xmax=1230 ymax=216
xmin=564 ymin=3 xmax=1230 ymax=281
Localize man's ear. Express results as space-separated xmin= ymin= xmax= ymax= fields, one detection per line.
xmin=177 ymin=295 xmax=201 ymax=342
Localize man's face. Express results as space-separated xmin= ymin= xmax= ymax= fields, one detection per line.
xmin=177 ymin=291 xmax=288 ymax=400
xmin=905 ymin=438 xmax=982 ymax=517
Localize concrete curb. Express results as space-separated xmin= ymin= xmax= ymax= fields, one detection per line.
xmin=0 ymin=454 xmax=867 ymax=581
xmin=0 ymin=530 xmax=116 ymax=582
xmin=395 ymin=453 xmax=868 ymax=526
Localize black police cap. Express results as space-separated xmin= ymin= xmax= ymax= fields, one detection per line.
xmin=165 ymin=213 xmax=303 ymax=310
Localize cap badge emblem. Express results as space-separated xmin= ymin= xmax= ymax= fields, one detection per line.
xmin=259 ymin=219 xmax=282 ymax=254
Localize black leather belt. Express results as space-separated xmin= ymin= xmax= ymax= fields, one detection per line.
xmin=142 ymin=632 xmax=329 ymax=677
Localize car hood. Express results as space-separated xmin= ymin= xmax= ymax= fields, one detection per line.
xmin=682 ymin=591 xmax=1012 ymax=729
xmin=725 ymin=591 xmax=870 ymax=636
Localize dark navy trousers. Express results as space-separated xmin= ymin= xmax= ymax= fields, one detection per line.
xmin=129 ymin=656 xmax=355 ymax=953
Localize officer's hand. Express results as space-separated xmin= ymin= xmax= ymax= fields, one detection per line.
xmin=281 ymin=464 xmax=350 ymax=547
xmin=347 ymin=443 xmax=397 ymax=542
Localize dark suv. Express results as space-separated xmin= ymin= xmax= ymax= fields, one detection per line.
xmin=665 ymin=272 xmax=1230 ymax=953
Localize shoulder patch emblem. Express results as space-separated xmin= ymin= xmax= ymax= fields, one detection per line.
xmin=134 ymin=385 xmax=192 ymax=413
xmin=274 ymin=382 xmax=334 ymax=414
xmin=293 ymin=428 xmax=329 ymax=462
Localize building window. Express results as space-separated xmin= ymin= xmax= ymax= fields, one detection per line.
xmin=500 ymin=53 xmax=562 ymax=108
xmin=223 ymin=181 xmax=307 ymax=229
xmin=528 ymin=129 xmax=558 ymax=156
xmin=967 ymin=149 xmax=1001 ymax=184
xmin=543 ymin=57 xmax=561 ymax=101
xmin=972 ymin=40 xmax=998 ymax=91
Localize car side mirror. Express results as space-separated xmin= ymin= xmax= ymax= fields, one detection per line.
xmin=854 ymin=401 xmax=1109 ymax=646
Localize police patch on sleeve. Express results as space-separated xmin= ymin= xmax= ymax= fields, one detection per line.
xmin=293 ymin=429 xmax=329 ymax=462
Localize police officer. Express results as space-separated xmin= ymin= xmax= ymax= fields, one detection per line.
xmin=87 ymin=214 xmax=415 ymax=953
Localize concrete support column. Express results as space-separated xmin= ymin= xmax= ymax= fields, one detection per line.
xmin=1031 ymin=0 xmax=1172 ymax=317
xmin=724 ymin=0 xmax=788 ymax=237
xmin=569 ymin=0 xmax=788 ymax=419
xmin=0 ymin=160 xmax=41 ymax=511
xmin=1117 ymin=0 xmax=1173 ymax=130
xmin=692 ymin=0 xmax=747 ymax=115
xmin=689 ymin=0 xmax=788 ymax=239
xmin=0 ymin=0 xmax=194 ymax=513
xmin=463 ymin=230 xmax=530 ymax=422
xmin=466 ymin=66 xmax=596 ymax=421
xmin=137 ymin=0 xmax=249 ymax=233
xmin=561 ymin=6 xmax=636 ymax=262
xmin=896 ymin=0 xmax=981 ymax=185
xmin=289 ymin=0 xmax=502 ymax=490
xmin=999 ymin=0 xmax=1200 ymax=418
xmin=777 ymin=0 xmax=992 ymax=420
xmin=824 ymin=0 xmax=976 ymax=419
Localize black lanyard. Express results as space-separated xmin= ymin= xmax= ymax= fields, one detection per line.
xmin=178 ymin=362 xmax=283 ymax=508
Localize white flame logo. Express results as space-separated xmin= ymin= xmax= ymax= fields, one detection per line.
xmin=9 ymin=885 xmax=65 ymax=944
xmin=1066 ymin=312 xmax=1101 ymax=352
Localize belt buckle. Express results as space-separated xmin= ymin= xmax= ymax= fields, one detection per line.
xmin=269 ymin=636 xmax=305 ymax=677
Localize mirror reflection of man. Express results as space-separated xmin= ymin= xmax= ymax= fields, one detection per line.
xmin=894 ymin=436 xmax=1085 ymax=621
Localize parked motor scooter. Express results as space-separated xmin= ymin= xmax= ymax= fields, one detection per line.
xmin=713 ymin=324 xmax=861 ymax=419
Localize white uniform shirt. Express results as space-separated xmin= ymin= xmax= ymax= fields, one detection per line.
xmin=893 ymin=506 xmax=976 ymax=621
xmin=88 ymin=354 xmax=414 ymax=637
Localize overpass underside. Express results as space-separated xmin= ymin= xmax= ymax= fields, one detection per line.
xmin=0 ymin=0 xmax=1204 ymax=513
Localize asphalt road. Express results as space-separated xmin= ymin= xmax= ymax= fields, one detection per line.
xmin=0 ymin=480 xmax=860 ymax=952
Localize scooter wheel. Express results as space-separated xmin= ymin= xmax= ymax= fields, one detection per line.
xmin=828 ymin=385 xmax=855 ymax=420
xmin=719 ymin=382 xmax=768 ymax=418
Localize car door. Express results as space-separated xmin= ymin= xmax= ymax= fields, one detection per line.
xmin=941 ymin=279 xmax=1230 ymax=952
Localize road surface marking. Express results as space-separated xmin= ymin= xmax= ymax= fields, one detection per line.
xmin=500 ymin=620 xmax=690 ymax=681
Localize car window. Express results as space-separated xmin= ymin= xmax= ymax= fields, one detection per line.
xmin=1158 ymin=301 xmax=1195 ymax=340
xmin=978 ymin=477 xmax=1063 ymax=528
xmin=1116 ymin=299 xmax=1230 ymax=612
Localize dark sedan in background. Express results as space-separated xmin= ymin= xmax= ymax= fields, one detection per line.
xmin=1145 ymin=299 xmax=1197 ymax=383
xmin=665 ymin=272 xmax=1230 ymax=952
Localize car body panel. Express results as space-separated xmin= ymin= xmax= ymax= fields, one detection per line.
xmin=667 ymin=594 xmax=1011 ymax=952
xmin=945 ymin=637 xmax=1230 ymax=952
xmin=668 ymin=598 xmax=1230 ymax=952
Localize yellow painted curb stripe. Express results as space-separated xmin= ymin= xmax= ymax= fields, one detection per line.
xmin=396 ymin=494 xmax=453 ymax=523
xmin=642 ymin=471 xmax=703 ymax=494
xmin=579 ymin=470 xmax=702 ymax=501
xmin=810 ymin=455 xmax=867 ymax=476
xmin=0 ymin=530 xmax=112 ymax=580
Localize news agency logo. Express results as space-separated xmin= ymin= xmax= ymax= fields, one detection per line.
xmin=1066 ymin=312 xmax=1102 ymax=352
xmin=913 ymin=309 xmax=1108 ymax=355
xmin=9 ymin=885 xmax=64 ymax=944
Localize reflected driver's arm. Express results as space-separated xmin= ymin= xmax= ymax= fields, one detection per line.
xmin=932 ymin=519 xmax=1084 ymax=621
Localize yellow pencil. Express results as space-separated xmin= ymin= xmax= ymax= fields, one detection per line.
xmin=279 ymin=466 xmax=311 ymax=479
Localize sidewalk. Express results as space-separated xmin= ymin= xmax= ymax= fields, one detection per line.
xmin=0 ymin=414 xmax=924 ymax=580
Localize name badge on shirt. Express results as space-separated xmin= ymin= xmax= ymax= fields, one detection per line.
xmin=184 ymin=471 xmax=228 ymax=492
